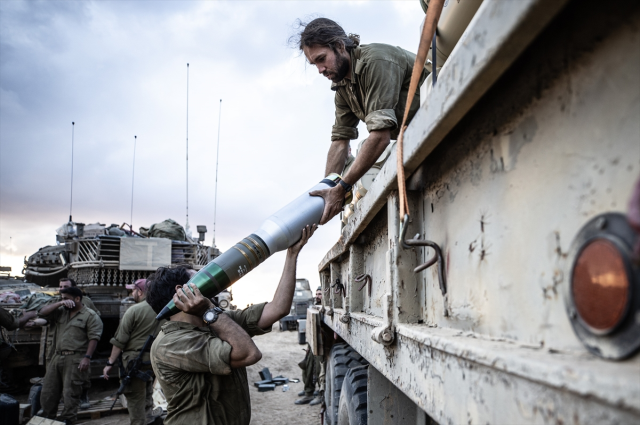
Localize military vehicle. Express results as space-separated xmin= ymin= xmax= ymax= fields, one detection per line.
xmin=279 ymin=278 xmax=313 ymax=331
xmin=307 ymin=0 xmax=640 ymax=424
xmin=1 ymin=219 xmax=219 ymax=389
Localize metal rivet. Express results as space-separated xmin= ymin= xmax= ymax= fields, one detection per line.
xmin=595 ymin=217 xmax=607 ymax=230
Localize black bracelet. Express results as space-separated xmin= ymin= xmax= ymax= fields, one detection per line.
xmin=106 ymin=360 xmax=114 ymax=366
xmin=84 ymin=355 xmax=92 ymax=359
xmin=338 ymin=179 xmax=352 ymax=193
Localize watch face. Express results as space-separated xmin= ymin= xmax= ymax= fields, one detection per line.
xmin=204 ymin=311 xmax=215 ymax=322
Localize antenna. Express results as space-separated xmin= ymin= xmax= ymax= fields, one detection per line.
xmin=185 ymin=63 xmax=190 ymax=235
xmin=213 ymin=99 xmax=222 ymax=247
xmin=69 ymin=122 xmax=75 ymax=222
xmin=130 ymin=135 xmax=137 ymax=230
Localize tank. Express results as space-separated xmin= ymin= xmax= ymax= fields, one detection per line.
xmin=1 ymin=219 xmax=219 ymax=390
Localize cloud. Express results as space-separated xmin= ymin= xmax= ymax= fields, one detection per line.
xmin=0 ymin=0 xmax=425 ymax=307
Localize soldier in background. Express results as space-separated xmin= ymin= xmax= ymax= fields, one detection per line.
xmin=102 ymin=279 xmax=164 ymax=425
xmin=295 ymin=286 xmax=324 ymax=406
xmin=54 ymin=278 xmax=100 ymax=314
xmin=1 ymin=308 xmax=37 ymax=388
xmin=34 ymin=277 xmax=101 ymax=409
xmin=38 ymin=287 xmax=103 ymax=424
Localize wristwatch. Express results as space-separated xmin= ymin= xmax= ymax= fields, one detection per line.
xmin=338 ymin=179 xmax=353 ymax=193
xmin=84 ymin=354 xmax=92 ymax=359
xmin=337 ymin=178 xmax=354 ymax=205
xmin=106 ymin=360 xmax=115 ymax=366
xmin=203 ymin=306 xmax=224 ymax=325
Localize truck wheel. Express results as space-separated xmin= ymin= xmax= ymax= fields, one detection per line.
xmin=337 ymin=365 xmax=368 ymax=425
xmin=324 ymin=344 xmax=368 ymax=425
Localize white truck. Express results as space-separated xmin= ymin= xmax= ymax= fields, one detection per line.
xmin=310 ymin=0 xmax=640 ymax=423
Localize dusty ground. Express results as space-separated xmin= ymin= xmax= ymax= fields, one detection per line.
xmin=19 ymin=324 xmax=321 ymax=425
xmin=246 ymin=325 xmax=322 ymax=425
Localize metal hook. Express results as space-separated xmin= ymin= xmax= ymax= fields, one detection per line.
xmin=331 ymin=278 xmax=346 ymax=298
xmin=400 ymin=214 xmax=447 ymax=305
xmin=355 ymin=274 xmax=372 ymax=297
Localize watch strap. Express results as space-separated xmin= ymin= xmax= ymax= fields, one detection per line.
xmin=338 ymin=179 xmax=352 ymax=193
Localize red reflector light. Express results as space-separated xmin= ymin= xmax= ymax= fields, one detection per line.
xmin=572 ymin=239 xmax=629 ymax=332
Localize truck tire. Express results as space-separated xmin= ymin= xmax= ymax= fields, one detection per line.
xmin=324 ymin=343 xmax=368 ymax=425
xmin=337 ymin=365 xmax=368 ymax=425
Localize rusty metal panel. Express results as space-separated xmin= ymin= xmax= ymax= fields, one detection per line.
xmin=318 ymin=0 xmax=640 ymax=422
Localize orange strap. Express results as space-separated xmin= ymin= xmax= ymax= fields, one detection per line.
xmin=397 ymin=0 xmax=445 ymax=218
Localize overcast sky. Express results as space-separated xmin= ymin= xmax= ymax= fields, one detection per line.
xmin=0 ymin=0 xmax=424 ymax=307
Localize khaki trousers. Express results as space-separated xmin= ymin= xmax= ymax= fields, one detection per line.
xmin=121 ymin=353 xmax=154 ymax=425
xmin=40 ymin=353 xmax=89 ymax=422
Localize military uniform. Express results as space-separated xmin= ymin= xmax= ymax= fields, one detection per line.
xmin=330 ymin=43 xmax=429 ymax=142
xmin=151 ymin=303 xmax=270 ymax=425
xmin=299 ymin=344 xmax=322 ymax=396
xmin=110 ymin=300 xmax=163 ymax=425
xmin=0 ymin=308 xmax=19 ymax=363
xmin=39 ymin=305 xmax=103 ymax=423
xmin=41 ymin=295 xmax=100 ymax=364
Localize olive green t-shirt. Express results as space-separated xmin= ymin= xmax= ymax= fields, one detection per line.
xmin=150 ymin=303 xmax=271 ymax=425
xmin=40 ymin=305 xmax=103 ymax=353
xmin=331 ymin=43 xmax=429 ymax=142
xmin=110 ymin=300 xmax=163 ymax=364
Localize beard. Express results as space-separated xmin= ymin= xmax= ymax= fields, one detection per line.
xmin=327 ymin=51 xmax=350 ymax=83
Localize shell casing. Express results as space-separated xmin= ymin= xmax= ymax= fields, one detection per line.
xmin=156 ymin=177 xmax=338 ymax=320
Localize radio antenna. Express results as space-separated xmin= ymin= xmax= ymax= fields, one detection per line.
xmin=213 ymin=99 xmax=222 ymax=247
xmin=69 ymin=121 xmax=75 ymax=223
xmin=185 ymin=63 xmax=190 ymax=235
xmin=130 ymin=135 xmax=137 ymax=230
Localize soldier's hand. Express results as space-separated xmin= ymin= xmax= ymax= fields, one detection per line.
xmin=79 ymin=357 xmax=91 ymax=372
xmin=60 ymin=299 xmax=75 ymax=309
xmin=310 ymin=185 xmax=345 ymax=225
xmin=288 ymin=224 xmax=317 ymax=256
xmin=102 ymin=365 xmax=112 ymax=380
xmin=173 ymin=283 xmax=213 ymax=317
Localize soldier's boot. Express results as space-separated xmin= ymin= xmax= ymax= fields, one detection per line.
xmin=294 ymin=395 xmax=314 ymax=405
xmin=79 ymin=389 xmax=91 ymax=410
xmin=297 ymin=391 xmax=306 ymax=396
xmin=146 ymin=406 xmax=163 ymax=424
xmin=309 ymin=391 xmax=323 ymax=406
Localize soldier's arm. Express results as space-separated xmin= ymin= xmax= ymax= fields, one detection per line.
xmin=325 ymin=139 xmax=350 ymax=176
xmin=258 ymin=225 xmax=316 ymax=329
xmin=175 ymin=283 xmax=262 ymax=369
xmin=325 ymin=90 xmax=359 ymax=176
xmin=39 ymin=300 xmax=69 ymax=317
xmin=104 ymin=309 xmax=134 ymax=379
xmin=0 ymin=308 xmax=19 ymax=330
xmin=210 ymin=315 xmax=262 ymax=368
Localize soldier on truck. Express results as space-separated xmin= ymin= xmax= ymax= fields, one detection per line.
xmin=294 ymin=18 xmax=429 ymax=224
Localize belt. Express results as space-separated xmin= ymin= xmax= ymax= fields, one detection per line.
xmin=56 ymin=350 xmax=76 ymax=356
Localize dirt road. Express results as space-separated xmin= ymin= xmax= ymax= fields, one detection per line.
xmin=247 ymin=325 xmax=322 ymax=425
xmin=26 ymin=324 xmax=321 ymax=425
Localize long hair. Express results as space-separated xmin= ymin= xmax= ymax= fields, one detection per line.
xmin=291 ymin=18 xmax=360 ymax=53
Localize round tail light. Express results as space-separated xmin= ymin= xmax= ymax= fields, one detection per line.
xmin=572 ymin=239 xmax=630 ymax=334
xmin=565 ymin=213 xmax=640 ymax=360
